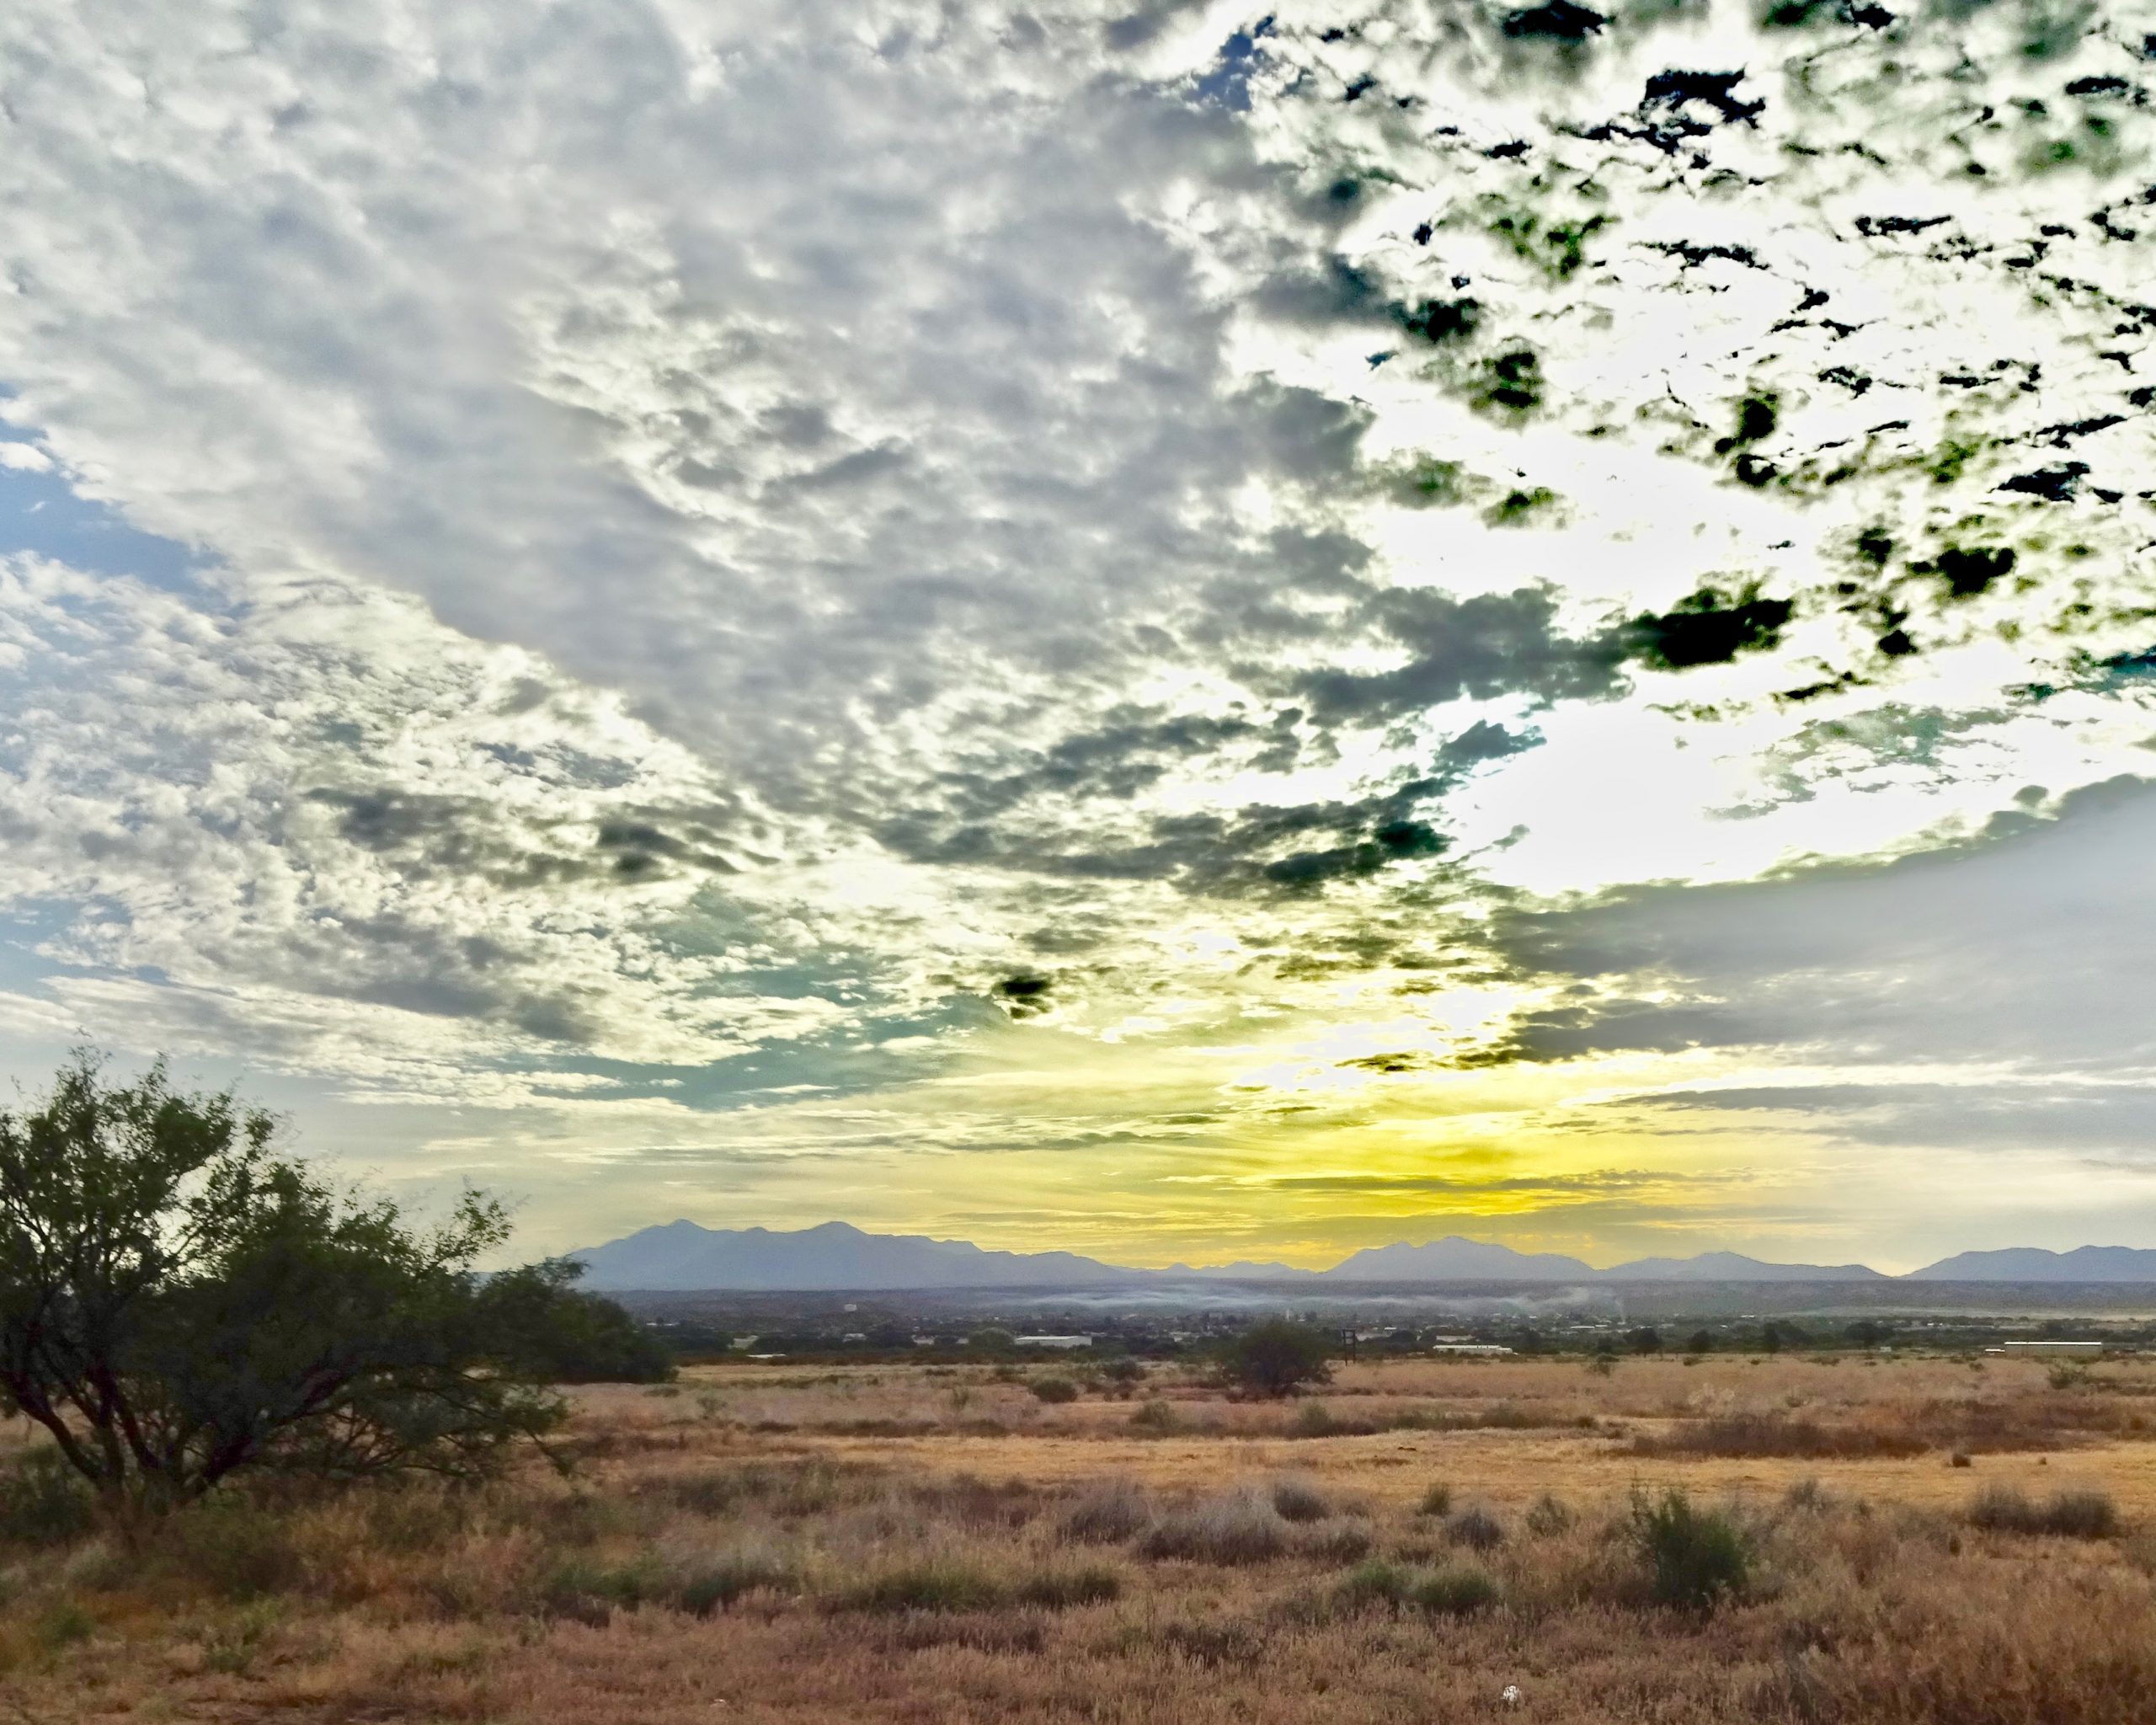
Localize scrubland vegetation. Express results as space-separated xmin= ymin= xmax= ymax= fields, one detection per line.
xmin=7 ymin=1349 xmax=2156 ymax=1722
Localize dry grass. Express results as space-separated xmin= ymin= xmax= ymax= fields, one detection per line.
xmin=3 ymin=1354 xmax=2156 ymax=1722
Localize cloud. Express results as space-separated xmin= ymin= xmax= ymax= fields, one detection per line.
xmin=0 ymin=0 xmax=2151 ymax=1258
xmin=1477 ymin=773 xmax=2156 ymax=1082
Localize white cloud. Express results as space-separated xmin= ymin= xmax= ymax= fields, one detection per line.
xmin=0 ymin=0 xmax=2151 ymax=1253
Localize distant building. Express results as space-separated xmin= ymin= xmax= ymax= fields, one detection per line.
xmin=1433 ymin=1343 xmax=1513 ymax=1356
xmin=1999 ymin=1340 xmax=2103 ymax=1354
xmin=1014 ymin=1334 xmax=1093 ymax=1350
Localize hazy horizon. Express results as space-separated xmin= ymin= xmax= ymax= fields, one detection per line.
xmin=2 ymin=3 xmax=2153 ymax=1274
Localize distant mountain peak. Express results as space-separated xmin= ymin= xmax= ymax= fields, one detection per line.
xmin=564 ymin=1219 xmax=2156 ymax=1292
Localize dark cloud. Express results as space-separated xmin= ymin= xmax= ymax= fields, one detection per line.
xmin=1623 ymin=584 xmax=1796 ymax=671
xmin=1290 ymin=588 xmax=1627 ymax=724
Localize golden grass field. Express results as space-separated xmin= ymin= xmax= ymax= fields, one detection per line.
xmin=9 ymin=1350 xmax=2156 ymax=1723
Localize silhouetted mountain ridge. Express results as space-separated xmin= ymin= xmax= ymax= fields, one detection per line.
xmin=568 ymin=1220 xmax=2154 ymax=1291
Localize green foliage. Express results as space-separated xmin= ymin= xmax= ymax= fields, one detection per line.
xmin=671 ymin=1551 xmax=798 ymax=1615
xmin=1412 ymin=1564 xmax=1502 ymax=1616
xmin=1417 ymin=1482 xmax=1454 ymax=1518
xmin=1129 ymin=1397 xmax=1181 ymax=1435
xmin=160 ymin=1496 xmax=307 ymax=1601
xmin=0 ymin=1055 xmax=567 ymax=1518
xmin=1337 ymin=1558 xmax=1498 ymax=1616
xmin=1031 ymin=1376 xmax=1080 ymax=1404
xmin=1686 ymin=1330 xmax=1715 ymax=1356
xmin=1218 ymin=1320 xmax=1335 ymax=1399
xmin=1629 ymin=1488 xmax=1751 ymax=1610
xmin=1337 ymin=1558 xmax=1413 ymax=1607
xmin=0 ymin=1445 xmax=97 ymax=1546
xmin=476 ymin=1261 xmax=674 ymax=1384
xmin=831 ymin=1560 xmax=1006 ymax=1613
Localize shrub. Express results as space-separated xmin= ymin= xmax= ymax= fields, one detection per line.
xmin=1270 ymin=1477 xmax=1331 ymax=1523
xmin=1301 ymin=1520 xmax=1373 ymax=1562
xmin=1129 ymin=1398 xmax=1180 ymax=1435
xmin=1412 ymin=1564 xmax=1501 ymax=1616
xmin=1139 ymin=1491 xmax=1289 ymax=1564
xmin=1032 ymin=1377 xmax=1080 ymax=1405
xmin=1446 ymin=1507 xmax=1504 ymax=1551
xmin=1100 ymin=1358 xmax=1145 ymax=1387
xmin=1417 ymin=1482 xmax=1454 ymax=1518
xmin=831 ymin=1560 xmax=1006 ymax=1613
xmin=1014 ymin=1565 xmax=1122 ymax=1607
xmin=1337 ymin=1558 xmax=1412 ymax=1607
xmin=1630 ymin=1488 xmax=1750 ymax=1610
xmin=1524 ymin=1493 xmax=1576 ymax=1536
xmin=1336 ymin=1559 xmax=1498 ymax=1616
xmin=1968 ymin=1485 xmax=2120 ymax=1539
xmin=1060 ymin=1479 xmax=1152 ymax=1543
xmin=672 ymin=1550 xmax=798 ymax=1615
xmin=1219 ymin=1320 xmax=1334 ymax=1398
xmin=0 ymin=1447 xmax=96 ymax=1546
xmin=161 ymin=1497 xmax=307 ymax=1602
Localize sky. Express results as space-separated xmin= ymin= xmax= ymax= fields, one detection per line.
xmin=0 ymin=0 xmax=2153 ymax=1272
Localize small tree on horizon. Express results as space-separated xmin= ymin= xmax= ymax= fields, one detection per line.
xmin=0 ymin=1055 xmax=572 ymax=1521
xmin=1219 ymin=1319 xmax=1334 ymax=1397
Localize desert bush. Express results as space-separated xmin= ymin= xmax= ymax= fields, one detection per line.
xmin=1630 ymin=1488 xmax=1750 ymax=1610
xmin=1269 ymin=1477 xmax=1331 ymax=1523
xmin=1412 ymin=1564 xmax=1501 ymax=1616
xmin=1300 ymin=1520 xmax=1373 ymax=1562
xmin=0 ymin=1447 xmax=97 ymax=1546
xmin=1633 ymin=1413 xmax=1924 ymax=1461
xmin=1445 ymin=1507 xmax=1504 ymax=1551
xmin=159 ymin=1496 xmax=309 ymax=1602
xmin=1139 ymin=1491 xmax=1289 ymax=1564
xmin=1013 ymin=1564 xmax=1122 ymax=1607
xmin=1336 ymin=1558 xmax=1412 ymax=1607
xmin=1129 ymin=1398 xmax=1180 ymax=1435
xmin=830 ymin=1559 xmax=1006 ymax=1613
xmin=1524 ymin=1493 xmax=1576 ymax=1536
xmin=1289 ymin=1401 xmax=1333 ymax=1437
xmin=1059 ymin=1478 xmax=1151 ymax=1544
xmin=672 ymin=1548 xmax=798 ymax=1614
xmin=1784 ymin=1477 xmax=1828 ymax=1513
xmin=1967 ymin=1485 xmax=2120 ymax=1538
xmin=1031 ymin=1376 xmax=1079 ymax=1404
xmin=1416 ymin=1482 xmax=1454 ymax=1518
xmin=1335 ymin=1558 xmax=1497 ymax=1616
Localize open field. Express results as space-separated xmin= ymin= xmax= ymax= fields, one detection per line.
xmin=8 ymin=1352 xmax=2156 ymax=1723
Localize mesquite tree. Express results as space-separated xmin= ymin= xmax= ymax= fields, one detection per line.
xmin=0 ymin=1056 xmax=567 ymax=1517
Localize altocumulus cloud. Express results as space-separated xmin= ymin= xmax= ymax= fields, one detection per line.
xmin=0 ymin=1 xmax=2151 ymax=1255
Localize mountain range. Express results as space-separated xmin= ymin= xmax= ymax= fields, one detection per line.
xmin=568 ymin=1220 xmax=2156 ymax=1291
